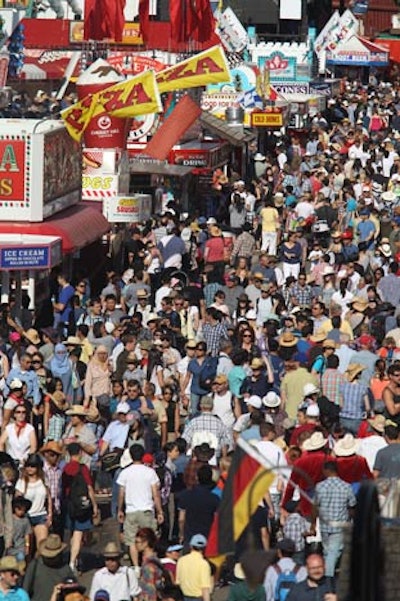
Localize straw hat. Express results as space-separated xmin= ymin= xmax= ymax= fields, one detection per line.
xmin=322 ymin=339 xmax=337 ymax=349
xmin=250 ymin=357 xmax=264 ymax=370
xmin=65 ymin=336 xmax=83 ymax=346
xmin=24 ymin=328 xmax=40 ymax=345
xmin=0 ymin=556 xmax=22 ymax=573
xmin=333 ymin=433 xmax=359 ymax=457
xmin=38 ymin=534 xmax=67 ymax=558
xmin=279 ymin=332 xmax=298 ymax=347
xmin=40 ymin=440 xmax=63 ymax=455
xmin=103 ymin=542 xmax=122 ymax=558
xmin=65 ymin=405 xmax=99 ymax=422
xmin=147 ymin=313 xmax=160 ymax=322
xmin=310 ymin=331 xmax=327 ymax=343
xmin=210 ymin=226 xmax=222 ymax=237
xmin=348 ymin=297 xmax=368 ymax=312
xmin=302 ymin=431 xmax=327 ymax=451
xmin=367 ymin=414 xmax=386 ymax=434
xmin=136 ymin=289 xmax=150 ymax=299
xmin=345 ymin=363 xmax=366 ymax=382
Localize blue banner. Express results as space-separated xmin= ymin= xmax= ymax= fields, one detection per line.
xmin=0 ymin=246 xmax=49 ymax=270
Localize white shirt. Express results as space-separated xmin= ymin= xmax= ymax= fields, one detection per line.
xmin=295 ymin=201 xmax=314 ymax=220
xmin=116 ymin=463 xmax=160 ymax=513
xmin=357 ymin=436 xmax=388 ymax=471
xmin=89 ymin=566 xmax=141 ymax=601
xmin=155 ymin=285 xmax=173 ymax=311
xmin=212 ymin=391 xmax=235 ymax=429
xmin=16 ymin=478 xmax=47 ymax=517
xmin=255 ymin=440 xmax=289 ymax=495
xmin=177 ymin=356 xmax=192 ymax=395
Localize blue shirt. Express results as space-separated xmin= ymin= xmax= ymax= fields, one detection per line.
xmin=0 ymin=588 xmax=29 ymax=601
xmin=103 ymin=420 xmax=130 ymax=450
xmin=58 ymin=284 xmax=75 ymax=322
xmin=357 ymin=220 xmax=376 ymax=246
xmin=4 ymin=368 xmax=40 ymax=406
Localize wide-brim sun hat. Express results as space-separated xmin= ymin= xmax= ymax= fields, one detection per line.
xmin=345 ymin=363 xmax=366 ymax=382
xmin=302 ymin=431 xmax=327 ymax=451
xmin=333 ymin=433 xmax=359 ymax=457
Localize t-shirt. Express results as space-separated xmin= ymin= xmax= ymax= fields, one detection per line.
xmin=178 ymin=485 xmax=219 ymax=542
xmin=260 ymin=207 xmax=279 ymax=232
xmin=373 ymin=444 xmax=400 ymax=478
xmin=58 ymin=284 xmax=75 ymax=323
xmin=10 ymin=515 xmax=31 ymax=555
xmin=16 ymin=479 xmax=47 ymax=517
xmin=116 ymin=464 xmax=160 ymax=513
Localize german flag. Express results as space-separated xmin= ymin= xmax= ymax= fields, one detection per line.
xmin=206 ymin=439 xmax=275 ymax=557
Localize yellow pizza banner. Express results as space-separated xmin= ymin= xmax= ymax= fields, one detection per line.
xmin=96 ymin=69 xmax=162 ymax=119
xmin=61 ymin=93 xmax=98 ymax=142
xmin=156 ymin=45 xmax=230 ymax=94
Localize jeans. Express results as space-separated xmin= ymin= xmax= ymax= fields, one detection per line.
xmin=190 ymin=393 xmax=202 ymax=416
xmin=321 ymin=531 xmax=344 ymax=577
xmin=340 ymin=417 xmax=362 ymax=435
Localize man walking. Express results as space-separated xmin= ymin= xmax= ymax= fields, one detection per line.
xmin=176 ymin=534 xmax=212 ymax=601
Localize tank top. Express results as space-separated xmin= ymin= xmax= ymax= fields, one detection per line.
xmin=384 ymin=388 xmax=400 ymax=426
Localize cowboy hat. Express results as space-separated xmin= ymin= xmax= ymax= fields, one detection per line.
xmin=147 ymin=313 xmax=160 ymax=323
xmin=382 ymin=191 xmax=396 ymax=202
xmin=367 ymin=414 xmax=386 ymax=434
xmin=263 ymin=391 xmax=281 ymax=408
xmin=250 ymin=357 xmax=264 ymax=370
xmin=279 ymin=332 xmax=298 ymax=347
xmin=302 ymin=431 xmax=327 ymax=451
xmin=345 ymin=363 xmax=366 ymax=382
xmin=322 ymin=339 xmax=337 ymax=349
xmin=378 ymin=241 xmax=392 ymax=257
xmin=24 ymin=328 xmax=40 ymax=345
xmin=41 ymin=327 xmax=58 ymax=343
xmin=65 ymin=405 xmax=100 ymax=422
xmin=38 ymin=534 xmax=67 ymax=558
xmin=103 ymin=542 xmax=122 ymax=558
xmin=253 ymin=152 xmax=266 ymax=162
xmin=303 ymin=383 xmax=320 ymax=397
xmin=136 ymin=289 xmax=150 ymax=298
xmin=310 ymin=332 xmax=327 ymax=343
xmin=40 ymin=440 xmax=63 ymax=455
xmin=193 ymin=442 xmax=215 ymax=462
xmin=65 ymin=336 xmax=83 ymax=346
xmin=333 ymin=433 xmax=359 ymax=457
xmin=348 ymin=297 xmax=368 ymax=312
xmin=0 ymin=556 xmax=22 ymax=573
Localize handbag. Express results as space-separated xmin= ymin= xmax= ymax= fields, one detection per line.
xmin=101 ymin=424 xmax=130 ymax=472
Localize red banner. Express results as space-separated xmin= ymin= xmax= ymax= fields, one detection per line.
xmin=0 ymin=140 xmax=25 ymax=202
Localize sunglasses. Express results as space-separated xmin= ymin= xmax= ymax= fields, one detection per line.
xmin=15 ymin=410 xmax=26 ymax=414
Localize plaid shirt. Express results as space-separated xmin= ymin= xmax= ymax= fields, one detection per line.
xmin=321 ymin=369 xmax=345 ymax=406
xmin=182 ymin=413 xmax=232 ymax=456
xmin=340 ymin=381 xmax=369 ymax=420
xmin=202 ymin=322 xmax=229 ymax=357
xmin=314 ymin=476 xmax=356 ymax=533
xmin=290 ymin=283 xmax=313 ymax=307
xmin=43 ymin=462 xmax=62 ymax=513
xmin=231 ymin=232 xmax=256 ymax=260
xmin=283 ymin=513 xmax=309 ymax=551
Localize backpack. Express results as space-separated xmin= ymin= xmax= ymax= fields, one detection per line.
xmin=146 ymin=557 xmax=173 ymax=599
xmin=68 ymin=464 xmax=92 ymax=520
xmin=274 ymin=564 xmax=300 ymax=601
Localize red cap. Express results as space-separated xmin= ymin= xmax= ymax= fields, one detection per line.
xmin=142 ymin=453 xmax=154 ymax=465
xmin=341 ymin=231 xmax=353 ymax=240
xmin=358 ymin=334 xmax=375 ymax=347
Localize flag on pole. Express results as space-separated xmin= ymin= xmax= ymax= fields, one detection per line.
xmin=206 ymin=439 xmax=275 ymax=557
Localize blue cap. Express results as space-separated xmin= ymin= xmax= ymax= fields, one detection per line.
xmin=359 ymin=208 xmax=370 ymax=216
xmin=167 ymin=544 xmax=184 ymax=552
xmin=190 ymin=534 xmax=207 ymax=548
xmin=197 ymin=216 xmax=207 ymax=225
xmin=94 ymin=591 xmax=110 ymax=601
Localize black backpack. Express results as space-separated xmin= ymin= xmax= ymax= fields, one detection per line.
xmin=68 ymin=464 xmax=92 ymax=520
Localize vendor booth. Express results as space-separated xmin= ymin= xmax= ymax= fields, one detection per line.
xmin=326 ymin=35 xmax=389 ymax=77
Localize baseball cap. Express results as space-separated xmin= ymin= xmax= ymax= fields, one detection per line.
xmin=190 ymin=534 xmax=207 ymax=548
xmin=276 ymin=538 xmax=296 ymax=554
xmin=116 ymin=402 xmax=130 ymax=414
xmin=167 ymin=543 xmax=184 ymax=553
xmin=94 ymin=591 xmax=110 ymax=601
xmin=245 ymin=395 xmax=262 ymax=409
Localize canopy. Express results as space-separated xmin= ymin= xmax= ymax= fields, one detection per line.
xmin=326 ymin=35 xmax=389 ymax=67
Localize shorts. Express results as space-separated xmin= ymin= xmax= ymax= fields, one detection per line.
xmin=30 ymin=514 xmax=47 ymax=527
xmin=65 ymin=513 xmax=93 ymax=532
xmin=124 ymin=510 xmax=157 ymax=545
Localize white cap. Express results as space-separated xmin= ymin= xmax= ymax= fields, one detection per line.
xmin=306 ymin=404 xmax=320 ymax=417
xmin=116 ymin=402 xmax=130 ymax=414
xmin=206 ymin=217 xmax=217 ymax=225
xmin=245 ymin=395 xmax=262 ymax=409
xmin=9 ymin=378 xmax=23 ymax=390
xmin=105 ymin=322 xmax=116 ymax=334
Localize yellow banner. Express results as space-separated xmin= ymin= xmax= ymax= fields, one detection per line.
xmin=96 ymin=70 xmax=162 ymax=119
xmin=61 ymin=70 xmax=162 ymax=141
xmin=156 ymin=45 xmax=230 ymax=94
xmin=61 ymin=93 xmax=98 ymax=142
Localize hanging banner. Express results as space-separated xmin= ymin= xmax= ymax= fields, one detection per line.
xmin=156 ymin=45 xmax=230 ymax=94
xmin=314 ymin=10 xmax=358 ymax=57
xmin=61 ymin=70 xmax=162 ymax=142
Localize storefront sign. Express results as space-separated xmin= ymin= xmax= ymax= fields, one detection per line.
xmin=105 ymin=194 xmax=152 ymax=222
xmin=251 ymin=110 xmax=283 ymax=128
xmin=273 ymin=83 xmax=309 ymax=94
xmin=170 ymin=143 xmax=231 ymax=169
xmin=82 ymin=174 xmax=119 ymax=201
xmin=70 ymin=21 xmax=143 ymax=45
xmin=0 ymin=140 xmax=25 ymax=203
xmin=0 ymin=240 xmax=62 ymax=270
xmin=258 ymin=53 xmax=297 ymax=82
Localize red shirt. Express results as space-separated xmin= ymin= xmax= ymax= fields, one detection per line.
xmin=290 ymin=424 xmax=316 ymax=447
xmin=282 ymin=450 xmax=327 ymax=517
xmin=204 ymin=237 xmax=225 ymax=263
xmin=335 ymin=455 xmax=372 ymax=484
xmin=62 ymin=459 xmax=92 ymax=496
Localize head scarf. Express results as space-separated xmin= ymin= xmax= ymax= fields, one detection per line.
xmin=50 ymin=343 xmax=71 ymax=376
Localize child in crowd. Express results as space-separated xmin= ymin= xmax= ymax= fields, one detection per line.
xmin=282 ymin=500 xmax=309 ymax=565
xmin=122 ymin=353 xmax=145 ymax=390
xmin=8 ymin=497 xmax=32 ymax=569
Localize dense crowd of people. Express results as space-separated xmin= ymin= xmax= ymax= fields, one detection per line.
xmin=1 ymin=76 xmax=400 ymax=601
